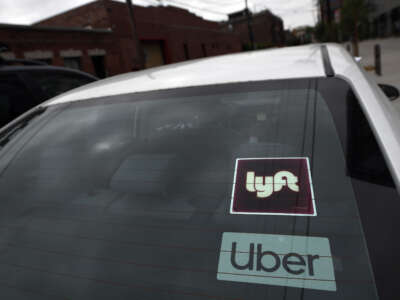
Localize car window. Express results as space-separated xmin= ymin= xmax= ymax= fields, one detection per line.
xmin=0 ymin=74 xmax=36 ymax=128
xmin=29 ymin=71 xmax=95 ymax=99
xmin=0 ymin=78 xmax=398 ymax=300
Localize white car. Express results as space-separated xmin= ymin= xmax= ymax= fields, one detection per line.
xmin=0 ymin=44 xmax=399 ymax=300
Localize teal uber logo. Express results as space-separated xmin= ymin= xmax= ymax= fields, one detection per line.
xmin=217 ymin=232 xmax=336 ymax=291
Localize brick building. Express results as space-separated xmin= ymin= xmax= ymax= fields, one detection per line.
xmin=0 ymin=23 xmax=115 ymax=77
xmin=0 ymin=0 xmax=284 ymax=77
xmin=227 ymin=8 xmax=285 ymax=49
xmin=0 ymin=0 xmax=242 ymax=77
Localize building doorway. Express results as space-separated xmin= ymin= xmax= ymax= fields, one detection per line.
xmin=91 ymin=55 xmax=106 ymax=78
xmin=64 ymin=57 xmax=81 ymax=70
xmin=142 ymin=40 xmax=165 ymax=69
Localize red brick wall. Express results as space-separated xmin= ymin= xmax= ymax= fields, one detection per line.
xmin=36 ymin=1 xmax=111 ymax=29
xmin=102 ymin=1 xmax=241 ymax=63
xmin=0 ymin=26 xmax=119 ymax=76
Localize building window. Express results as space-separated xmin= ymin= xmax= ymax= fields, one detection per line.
xmin=211 ymin=42 xmax=219 ymax=49
xmin=183 ymin=43 xmax=189 ymax=60
xmin=36 ymin=58 xmax=53 ymax=65
xmin=24 ymin=50 xmax=54 ymax=62
xmin=64 ymin=57 xmax=81 ymax=70
xmin=391 ymin=7 xmax=400 ymax=35
xmin=378 ymin=13 xmax=388 ymax=37
xmin=201 ymin=44 xmax=207 ymax=57
xmin=0 ymin=52 xmax=16 ymax=60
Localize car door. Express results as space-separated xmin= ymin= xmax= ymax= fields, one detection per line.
xmin=22 ymin=69 xmax=97 ymax=100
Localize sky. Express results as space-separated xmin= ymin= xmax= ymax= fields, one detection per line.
xmin=0 ymin=0 xmax=318 ymax=30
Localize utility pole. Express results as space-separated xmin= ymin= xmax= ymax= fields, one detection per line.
xmin=245 ymin=0 xmax=255 ymax=50
xmin=126 ymin=0 xmax=146 ymax=70
xmin=326 ymin=0 xmax=332 ymax=24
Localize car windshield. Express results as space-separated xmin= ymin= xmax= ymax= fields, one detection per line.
xmin=0 ymin=107 xmax=47 ymax=149
xmin=0 ymin=78 xmax=398 ymax=300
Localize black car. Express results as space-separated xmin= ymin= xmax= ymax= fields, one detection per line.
xmin=0 ymin=58 xmax=97 ymax=127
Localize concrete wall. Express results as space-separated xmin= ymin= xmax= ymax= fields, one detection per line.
xmin=369 ymin=0 xmax=400 ymax=36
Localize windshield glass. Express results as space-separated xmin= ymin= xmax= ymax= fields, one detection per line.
xmin=0 ymin=107 xmax=47 ymax=149
xmin=0 ymin=78 xmax=398 ymax=300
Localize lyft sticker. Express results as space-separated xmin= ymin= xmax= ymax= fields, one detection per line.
xmin=217 ymin=232 xmax=336 ymax=291
xmin=230 ymin=157 xmax=316 ymax=216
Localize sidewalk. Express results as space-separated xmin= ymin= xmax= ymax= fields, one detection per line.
xmin=349 ymin=37 xmax=400 ymax=111
xmin=356 ymin=37 xmax=400 ymax=89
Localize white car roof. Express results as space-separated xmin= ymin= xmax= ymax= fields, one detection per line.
xmin=46 ymin=44 xmax=328 ymax=105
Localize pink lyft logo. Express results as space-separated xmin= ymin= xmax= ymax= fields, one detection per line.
xmin=246 ymin=171 xmax=299 ymax=198
xmin=230 ymin=158 xmax=316 ymax=216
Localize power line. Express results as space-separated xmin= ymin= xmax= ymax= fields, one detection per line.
xmin=139 ymin=0 xmax=316 ymax=16
xmin=245 ymin=0 xmax=255 ymax=50
xmin=126 ymin=0 xmax=146 ymax=69
xmin=161 ymin=0 xmax=229 ymax=15
xmin=191 ymin=0 xmax=244 ymax=6
xmin=133 ymin=0 xmax=317 ymax=28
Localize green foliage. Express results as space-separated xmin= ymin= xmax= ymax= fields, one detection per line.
xmin=313 ymin=22 xmax=339 ymax=42
xmin=284 ymin=34 xmax=301 ymax=46
xmin=340 ymin=0 xmax=373 ymax=55
xmin=340 ymin=0 xmax=372 ymax=36
xmin=305 ymin=26 xmax=314 ymax=35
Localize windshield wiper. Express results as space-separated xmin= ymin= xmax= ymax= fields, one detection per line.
xmin=0 ymin=106 xmax=47 ymax=149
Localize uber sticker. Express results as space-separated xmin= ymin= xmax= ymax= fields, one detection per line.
xmin=217 ymin=232 xmax=336 ymax=291
xmin=230 ymin=157 xmax=316 ymax=216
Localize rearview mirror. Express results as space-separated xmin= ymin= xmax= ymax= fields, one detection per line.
xmin=379 ymin=84 xmax=400 ymax=101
